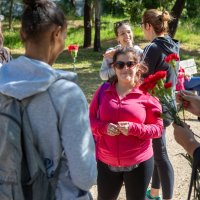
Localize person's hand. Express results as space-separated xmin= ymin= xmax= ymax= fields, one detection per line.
xmin=117 ymin=121 xmax=129 ymax=136
xmin=103 ymin=49 xmax=116 ymax=59
xmin=173 ymin=122 xmax=200 ymax=156
xmin=176 ymin=91 xmax=200 ymax=116
xmin=107 ymin=123 xmax=120 ymax=136
xmin=184 ymin=73 xmax=191 ymax=80
xmin=123 ymin=40 xmax=133 ymax=49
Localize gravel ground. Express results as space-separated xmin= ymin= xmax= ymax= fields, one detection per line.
xmin=90 ymin=112 xmax=199 ymax=200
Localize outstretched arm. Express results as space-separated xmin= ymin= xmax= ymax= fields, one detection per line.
xmin=173 ymin=122 xmax=200 ymax=156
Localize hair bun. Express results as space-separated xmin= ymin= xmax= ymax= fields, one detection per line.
xmin=162 ymin=10 xmax=171 ymax=22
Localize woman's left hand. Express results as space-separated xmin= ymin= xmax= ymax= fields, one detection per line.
xmin=107 ymin=123 xmax=121 ymax=136
xmin=117 ymin=121 xmax=129 ymax=136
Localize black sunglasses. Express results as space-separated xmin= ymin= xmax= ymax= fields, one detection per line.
xmin=114 ymin=61 xmax=137 ymax=70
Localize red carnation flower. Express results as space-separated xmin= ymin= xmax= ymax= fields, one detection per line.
xmin=164 ymin=82 xmax=172 ymax=89
xmin=164 ymin=53 xmax=179 ymax=63
xmin=68 ymin=44 xmax=79 ymax=52
xmin=67 ymin=44 xmax=79 ymax=71
xmin=154 ymin=71 xmax=167 ymax=80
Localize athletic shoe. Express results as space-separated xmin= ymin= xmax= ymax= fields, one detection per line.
xmin=146 ymin=189 xmax=162 ymax=200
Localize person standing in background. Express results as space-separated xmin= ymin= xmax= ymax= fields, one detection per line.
xmin=100 ymin=20 xmax=143 ymax=81
xmin=0 ymin=15 xmax=12 ymax=66
xmin=141 ymin=9 xmax=180 ymax=200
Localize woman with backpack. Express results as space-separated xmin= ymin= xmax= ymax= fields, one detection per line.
xmin=0 ymin=0 xmax=97 ymax=199
xmin=90 ymin=48 xmax=163 ymax=200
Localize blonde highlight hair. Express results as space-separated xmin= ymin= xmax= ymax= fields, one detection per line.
xmin=142 ymin=9 xmax=173 ymax=35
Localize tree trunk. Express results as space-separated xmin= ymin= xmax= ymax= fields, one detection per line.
xmin=8 ymin=0 xmax=14 ymax=30
xmin=70 ymin=0 xmax=76 ymax=8
xmin=169 ymin=0 xmax=186 ymax=38
xmin=83 ymin=0 xmax=92 ymax=48
xmin=93 ymin=0 xmax=101 ymax=52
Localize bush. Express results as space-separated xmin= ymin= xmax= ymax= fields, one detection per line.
xmin=124 ymin=1 xmax=144 ymax=24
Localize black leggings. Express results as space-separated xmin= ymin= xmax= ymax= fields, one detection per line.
xmin=151 ymin=128 xmax=174 ymax=199
xmin=97 ymin=157 xmax=154 ymax=200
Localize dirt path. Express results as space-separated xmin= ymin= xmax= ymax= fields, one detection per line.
xmin=90 ymin=112 xmax=199 ymax=200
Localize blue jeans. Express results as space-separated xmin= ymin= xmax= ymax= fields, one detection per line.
xmin=184 ymin=77 xmax=200 ymax=96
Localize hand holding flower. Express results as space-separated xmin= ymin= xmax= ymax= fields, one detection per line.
xmin=176 ymin=91 xmax=200 ymax=116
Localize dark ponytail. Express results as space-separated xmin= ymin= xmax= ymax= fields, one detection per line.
xmin=21 ymin=0 xmax=66 ymax=41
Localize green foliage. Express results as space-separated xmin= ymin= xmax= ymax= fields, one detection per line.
xmin=186 ymin=0 xmax=200 ymax=18
xmin=3 ymin=30 xmax=22 ymax=49
xmin=56 ymin=0 xmax=77 ymax=17
xmin=102 ymin=0 xmax=126 ymax=16
xmin=142 ymin=0 xmax=160 ymax=9
xmin=124 ymin=1 xmax=144 ymax=24
xmin=102 ymin=0 xmax=178 ymax=24
xmin=158 ymin=0 xmax=176 ymax=11
xmin=2 ymin=15 xmax=200 ymax=100
xmin=102 ymin=0 xmax=178 ymax=19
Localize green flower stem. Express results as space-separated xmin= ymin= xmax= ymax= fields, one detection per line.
xmin=153 ymin=93 xmax=182 ymax=126
xmin=72 ymin=62 xmax=76 ymax=72
xmin=72 ymin=57 xmax=77 ymax=72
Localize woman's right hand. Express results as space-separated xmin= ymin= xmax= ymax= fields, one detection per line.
xmin=107 ymin=123 xmax=120 ymax=136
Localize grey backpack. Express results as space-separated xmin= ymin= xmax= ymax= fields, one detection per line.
xmin=0 ymin=93 xmax=59 ymax=200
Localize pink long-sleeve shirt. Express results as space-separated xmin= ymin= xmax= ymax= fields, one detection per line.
xmin=89 ymin=84 xmax=163 ymax=167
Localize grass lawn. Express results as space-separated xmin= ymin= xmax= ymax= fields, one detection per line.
xmin=5 ymin=18 xmax=200 ymax=102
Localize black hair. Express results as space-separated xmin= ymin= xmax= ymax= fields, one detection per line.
xmin=21 ymin=0 xmax=66 ymax=41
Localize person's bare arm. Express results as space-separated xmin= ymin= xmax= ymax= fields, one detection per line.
xmin=173 ymin=122 xmax=200 ymax=156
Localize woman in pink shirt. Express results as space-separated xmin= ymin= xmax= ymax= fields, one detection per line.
xmin=90 ymin=48 xmax=163 ymax=200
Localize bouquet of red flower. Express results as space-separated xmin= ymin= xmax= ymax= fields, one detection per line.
xmin=140 ymin=53 xmax=182 ymax=125
xmin=68 ymin=44 xmax=79 ymax=71
xmin=140 ymin=70 xmax=182 ymax=125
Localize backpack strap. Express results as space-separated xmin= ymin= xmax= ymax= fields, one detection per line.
xmin=97 ymin=82 xmax=110 ymax=106
xmin=97 ymin=81 xmax=110 ymax=119
xmin=20 ymin=84 xmax=62 ymax=195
